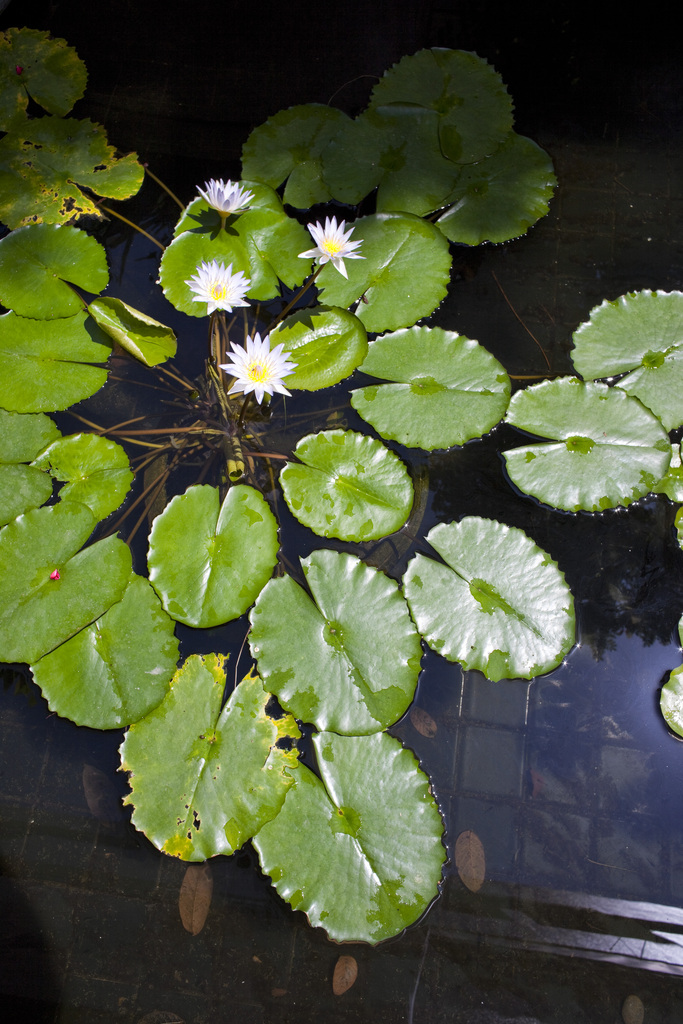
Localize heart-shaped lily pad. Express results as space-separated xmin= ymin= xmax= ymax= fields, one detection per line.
xmin=0 ymin=501 xmax=131 ymax=664
xmin=31 ymin=574 xmax=179 ymax=729
xmin=279 ymin=429 xmax=414 ymax=541
xmin=0 ymin=408 xmax=60 ymax=525
xmin=503 ymin=377 xmax=671 ymax=512
xmin=249 ymin=549 xmax=422 ymax=733
xmin=269 ymin=305 xmax=367 ymax=391
xmin=315 ymin=213 xmax=451 ymax=333
xmin=571 ymin=290 xmax=683 ymax=431
xmin=120 ymin=657 xmax=301 ymax=860
xmin=0 ymin=310 xmax=111 ymax=412
xmin=253 ymin=730 xmax=446 ymax=944
xmin=0 ymin=224 xmax=109 ymax=318
xmin=0 ymin=28 xmax=87 ymax=129
xmin=404 ymin=516 xmax=575 ymax=680
xmin=351 ymin=326 xmax=510 ymax=449
xmin=147 ymin=484 xmax=279 ymax=627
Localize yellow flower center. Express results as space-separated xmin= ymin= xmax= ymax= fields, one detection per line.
xmin=211 ymin=282 xmax=227 ymax=300
xmin=323 ymin=239 xmax=342 ymax=256
xmin=248 ymin=361 xmax=268 ymax=383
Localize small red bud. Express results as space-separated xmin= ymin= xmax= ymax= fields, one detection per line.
xmin=15 ymin=65 xmax=23 ymax=75
xmin=50 ymin=569 xmax=60 ymax=580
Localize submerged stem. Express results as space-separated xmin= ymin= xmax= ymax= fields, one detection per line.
xmin=98 ymin=202 xmax=165 ymax=250
xmin=143 ymin=164 xmax=185 ymax=210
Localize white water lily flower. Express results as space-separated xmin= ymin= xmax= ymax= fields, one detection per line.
xmin=298 ymin=215 xmax=364 ymax=278
xmin=197 ymin=178 xmax=254 ymax=214
xmin=185 ymin=260 xmax=251 ymax=315
xmin=220 ymin=332 xmax=297 ymax=405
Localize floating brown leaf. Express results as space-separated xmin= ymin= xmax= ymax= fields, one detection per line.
xmin=410 ymin=706 xmax=437 ymax=737
xmin=333 ymin=954 xmax=358 ymax=995
xmin=82 ymin=763 xmax=124 ymax=825
xmin=455 ymin=829 xmax=485 ymax=892
xmin=621 ymin=994 xmax=644 ymax=1024
xmin=178 ymin=862 xmax=213 ymax=935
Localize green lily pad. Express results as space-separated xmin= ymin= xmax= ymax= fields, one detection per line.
xmin=0 ymin=501 xmax=131 ymax=664
xmin=0 ymin=28 xmax=87 ymax=129
xmin=31 ymin=574 xmax=179 ymax=729
xmin=436 ymin=133 xmax=557 ymax=245
xmin=249 ymin=549 xmax=422 ymax=734
xmin=32 ymin=433 xmax=133 ymax=522
xmin=0 ymin=310 xmax=111 ymax=412
xmin=269 ymin=305 xmax=367 ymax=391
xmin=88 ymin=297 xmax=176 ymax=366
xmin=253 ymin=730 xmax=446 ymax=944
xmin=316 ymin=213 xmax=451 ymax=333
xmin=279 ymin=429 xmax=414 ymax=541
xmin=0 ymin=116 xmax=143 ymax=229
xmin=571 ymin=291 xmax=683 ymax=431
xmin=653 ymin=444 xmax=683 ymax=503
xmin=503 ymin=377 xmax=671 ymax=512
xmin=120 ymin=657 xmax=301 ymax=861
xmin=369 ymin=48 xmax=513 ymax=165
xmin=0 ymin=408 xmax=60 ymax=525
xmin=147 ymin=484 xmax=279 ymax=628
xmin=241 ymin=103 xmax=353 ymax=207
xmin=160 ymin=185 xmax=310 ymax=311
xmin=404 ymin=516 xmax=575 ymax=681
xmin=661 ymin=662 xmax=683 ymax=739
xmin=0 ymin=224 xmax=109 ymax=318
xmin=351 ymin=326 xmax=510 ymax=449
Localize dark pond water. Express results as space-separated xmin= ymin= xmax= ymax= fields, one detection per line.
xmin=2 ymin=2 xmax=683 ymax=1022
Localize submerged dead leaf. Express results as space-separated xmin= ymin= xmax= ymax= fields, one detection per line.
xmin=621 ymin=994 xmax=644 ymax=1024
xmin=138 ymin=1013 xmax=185 ymax=1024
xmin=410 ymin=706 xmax=437 ymax=737
xmin=178 ymin=862 xmax=213 ymax=935
xmin=333 ymin=955 xmax=358 ymax=995
xmin=455 ymin=829 xmax=485 ymax=893
xmin=82 ymin=763 xmax=124 ymax=825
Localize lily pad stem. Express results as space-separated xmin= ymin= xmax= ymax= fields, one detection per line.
xmin=97 ymin=202 xmax=165 ymax=250
xmin=270 ymin=264 xmax=324 ymax=329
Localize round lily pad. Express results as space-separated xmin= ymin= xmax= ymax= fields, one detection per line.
xmin=253 ymin=730 xmax=446 ymax=944
xmin=249 ymin=549 xmax=422 ymax=734
xmin=279 ymin=429 xmax=414 ymax=541
xmin=147 ymin=484 xmax=279 ymax=628
xmin=503 ymin=377 xmax=671 ymax=512
xmin=0 ymin=27 xmax=87 ymax=129
xmin=436 ymin=133 xmax=557 ymax=245
xmin=571 ymin=290 xmax=683 ymax=431
xmin=0 ymin=224 xmax=109 ymax=318
xmin=269 ymin=305 xmax=367 ymax=391
xmin=0 ymin=501 xmax=131 ymax=664
xmin=120 ymin=657 xmax=301 ymax=861
xmin=31 ymin=574 xmax=179 ymax=729
xmin=351 ymin=326 xmax=510 ymax=449
xmin=660 ymin=614 xmax=683 ymax=738
xmin=316 ymin=213 xmax=451 ymax=333
xmin=32 ymin=433 xmax=133 ymax=522
xmin=0 ymin=310 xmax=111 ymax=412
xmin=404 ymin=516 xmax=575 ymax=681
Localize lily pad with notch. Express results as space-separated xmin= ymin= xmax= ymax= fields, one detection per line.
xmin=0 ymin=27 xmax=87 ymax=129
xmin=32 ymin=432 xmax=133 ymax=522
xmin=503 ymin=377 xmax=671 ymax=512
xmin=351 ymin=325 xmax=510 ymax=449
xmin=253 ymin=730 xmax=446 ymax=944
xmin=120 ymin=657 xmax=301 ymax=861
xmin=249 ymin=549 xmax=422 ymax=734
xmin=279 ymin=428 xmax=414 ymax=542
xmin=0 ymin=408 xmax=59 ymax=526
xmin=403 ymin=516 xmax=575 ymax=681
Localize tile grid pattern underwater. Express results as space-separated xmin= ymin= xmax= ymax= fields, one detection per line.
xmin=2 ymin=7 xmax=683 ymax=1024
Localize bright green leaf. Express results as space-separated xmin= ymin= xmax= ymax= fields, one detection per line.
xmin=351 ymin=326 xmax=510 ymax=449
xmin=0 ymin=501 xmax=131 ymax=663
xmin=88 ymin=297 xmax=176 ymax=366
xmin=249 ymin=549 xmax=422 ymax=734
xmin=120 ymin=658 xmax=301 ymax=861
xmin=504 ymin=377 xmax=671 ymax=512
xmin=269 ymin=305 xmax=367 ymax=391
xmin=404 ymin=516 xmax=575 ymax=681
xmin=280 ymin=429 xmax=414 ymax=541
xmin=147 ymin=484 xmax=279 ymax=627
xmin=254 ymin=731 xmax=446 ymax=944
xmin=0 ymin=224 xmax=109 ymax=318
xmin=0 ymin=408 xmax=60 ymax=525
xmin=32 ymin=433 xmax=133 ymax=522
xmin=31 ymin=574 xmax=179 ymax=729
